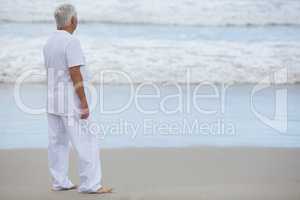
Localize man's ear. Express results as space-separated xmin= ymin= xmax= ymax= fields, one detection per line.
xmin=71 ymin=16 xmax=75 ymax=25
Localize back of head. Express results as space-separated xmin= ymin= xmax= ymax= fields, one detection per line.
xmin=54 ymin=4 xmax=77 ymax=29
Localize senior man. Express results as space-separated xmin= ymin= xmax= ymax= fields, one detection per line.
xmin=43 ymin=4 xmax=112 ymax=194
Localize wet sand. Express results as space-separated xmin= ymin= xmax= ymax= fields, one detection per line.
xmin=1 ymin=147 xmax=300 ymax=200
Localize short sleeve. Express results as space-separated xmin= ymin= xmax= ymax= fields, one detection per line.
xmin=65 ymin=38 xmax=85 ymax=68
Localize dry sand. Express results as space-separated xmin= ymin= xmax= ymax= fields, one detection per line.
xmin=0 ymin=147 xmax=300 ymax=200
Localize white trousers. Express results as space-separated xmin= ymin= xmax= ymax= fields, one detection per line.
xmin=47 ymin=113 xmax=102 ymax=193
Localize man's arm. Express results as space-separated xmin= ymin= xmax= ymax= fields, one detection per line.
xmin=69 ymin=66 xmax=89 ymax=119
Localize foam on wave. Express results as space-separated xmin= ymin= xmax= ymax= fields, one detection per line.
xmin=1 ymin=0 xmax=300 ymax=26
xmin=0 ymin=36 xmax=299 ymax=84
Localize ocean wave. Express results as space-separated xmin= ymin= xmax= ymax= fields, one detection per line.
xmin=0 ymin=36 xmax=299 ymax=84
xmin=0 ymin=0 xmax=300 ymax=26
xmin=1 ymin=20 xmax=300 ymax=28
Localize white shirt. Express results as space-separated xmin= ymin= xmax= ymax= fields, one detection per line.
xmin=43 ymin=30 xmax=90 ymax=116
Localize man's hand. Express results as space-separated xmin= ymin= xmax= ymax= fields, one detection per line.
xmin=69 ymin=66 xmax=90 ymax=119
xmin=80 ymin=102 xmax=89 ymax=119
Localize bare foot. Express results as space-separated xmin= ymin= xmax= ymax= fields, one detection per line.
xmin=89 ymin=186 xmax=113 ymax=194
xmin=52 ymin=185 xmax=77 ymax=191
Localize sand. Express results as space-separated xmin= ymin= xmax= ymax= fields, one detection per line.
xmin=0 ymin=147 xmax=300 ymax=200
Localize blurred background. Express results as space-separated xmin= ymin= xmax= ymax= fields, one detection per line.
xmin=1 ymin=0 xmax=300 ymax=83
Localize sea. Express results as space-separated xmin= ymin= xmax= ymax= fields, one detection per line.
xmin=0 ymin=0 xmax=299 ymax=148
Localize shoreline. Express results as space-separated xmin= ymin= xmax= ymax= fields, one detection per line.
xmin=2 ymin=145 xmax=300 ymax=150
xmin=1 ymin=83 xmax=300 ymax=149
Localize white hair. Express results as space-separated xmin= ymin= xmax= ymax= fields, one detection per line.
xmin=54 ymin=4 xmax=77 ymax=29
